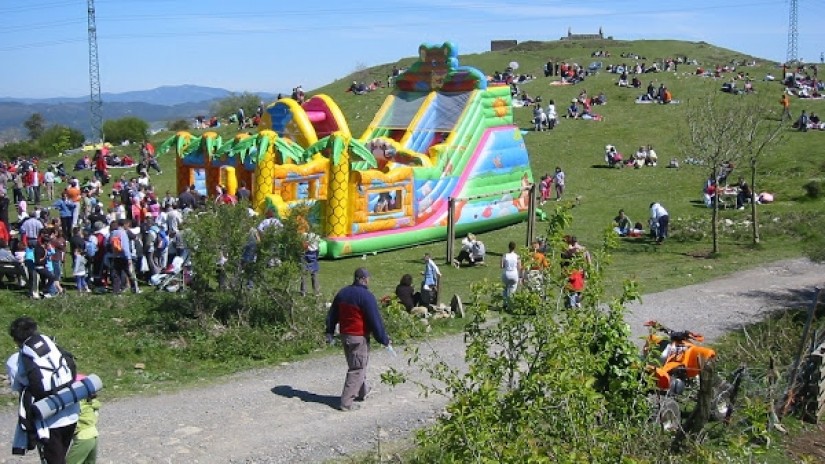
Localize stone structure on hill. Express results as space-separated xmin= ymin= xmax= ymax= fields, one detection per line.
xmin=560 ymin=27 xmax=610 ymax=41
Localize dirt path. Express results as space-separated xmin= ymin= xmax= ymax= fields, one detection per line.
xmin=1 ymin=258 xmax=822 ymax=463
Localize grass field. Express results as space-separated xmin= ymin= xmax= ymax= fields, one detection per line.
xmin=5 ymin=38 xmax=823 ymax=398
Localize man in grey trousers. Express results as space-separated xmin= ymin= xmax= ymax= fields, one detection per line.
xmin=325 ymin=268 xmax=390 ymax=411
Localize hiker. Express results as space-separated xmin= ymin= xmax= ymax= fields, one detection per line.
xmin=6 ymin=316 xmax=79 ymax=463
xmin=65 ymin=374 xmax=100 ymax=464
xmin=325 ymin=268 xmax=390 ymax=411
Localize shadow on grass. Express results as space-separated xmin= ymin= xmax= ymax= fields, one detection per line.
xmin=271 ymin=385 xmax=340 ymax=409
xmin=590 ymin=164 xmax=616 ymax=169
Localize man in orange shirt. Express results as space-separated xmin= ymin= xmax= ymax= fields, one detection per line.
xmin=65 ymin=180 xmax=82 ymax=228
xmin=780 ymin=93 xmax=791 ymax=121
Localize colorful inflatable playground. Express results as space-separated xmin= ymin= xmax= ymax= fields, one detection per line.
xmin=159 ymin=42 xmax=534 ymax=258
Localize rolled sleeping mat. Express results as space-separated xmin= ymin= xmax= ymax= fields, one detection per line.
xmin=33 ymin=374 xmax=103 ymax=420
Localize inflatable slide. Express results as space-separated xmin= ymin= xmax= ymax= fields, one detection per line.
xmin=161 ymin=42 xmax=533 ymax=258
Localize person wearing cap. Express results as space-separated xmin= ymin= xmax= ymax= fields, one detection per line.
xmin=325 ymin=268 xmax=390 ymax=411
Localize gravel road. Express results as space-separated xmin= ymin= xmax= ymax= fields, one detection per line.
xmin=0 ymin=258 xmax=822 ymax=463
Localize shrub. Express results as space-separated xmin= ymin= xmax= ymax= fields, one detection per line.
xmin=103 ymin=116 xmax=149 ymax=144
xmin=803 ymin=179 xmax=822 ymax=199
xmin=399 ymin=206 xmax=665 ymax=461
xmin=37 ymin=125 xmax=85 ymax=156
xmin=168 ymin=119 xmax=190 ymax=132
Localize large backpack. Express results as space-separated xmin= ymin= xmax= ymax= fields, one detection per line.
xmin=19 ymin=334 xmax=76 ymax=401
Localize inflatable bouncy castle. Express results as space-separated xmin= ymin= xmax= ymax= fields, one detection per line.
xmin=160 ymin=42 xmax=534 ymax=258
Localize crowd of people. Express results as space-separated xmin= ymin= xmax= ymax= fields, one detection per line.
xmin=604 ymin=144 xmax=658 ymax=168
xmin=0 ymin=168 xmax=187 ymax=298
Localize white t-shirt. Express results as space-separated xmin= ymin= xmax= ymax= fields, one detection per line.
xmin=651 ymin=203 xmax=669 ymax=219
xmin=44 ymin=171 xmax=55 ymax=184
xmin=553 ymin=171 xmax=565 ymax=186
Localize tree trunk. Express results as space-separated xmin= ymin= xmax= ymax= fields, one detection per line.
xmin=750 ymin=158 xmax=760 ymax=244
xmin=711 ymin=168 xmax=719 ymax=254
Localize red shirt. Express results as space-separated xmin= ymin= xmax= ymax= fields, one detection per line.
xmin=568 ymin=270 xmax=585 ymax=292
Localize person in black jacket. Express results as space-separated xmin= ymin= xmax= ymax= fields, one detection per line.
xmin=394 ymin=274 xmax=417 ymax=311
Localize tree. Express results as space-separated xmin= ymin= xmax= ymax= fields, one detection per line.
xmin=168 ymin=119 xmax=191 ymax=132
xmin=353 ymin=62 xmax=370 ymax=84
xmin=23 ymin=113 xmax=45 ymax=140
xmin=739 ymin=99 xmax=785 ymax=245
xmin=102 ymin=116 xmax=149 ymax=144
xmin=209 ymin=92 xmax=262 ymax=121
xmin=682 ymin=94 xmax=752 ymax=255
xmin=37 ymin=125 xmax=85 ymax=156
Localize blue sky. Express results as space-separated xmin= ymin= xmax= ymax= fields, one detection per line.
xmin=1 ymin=0 xmax=823 ymax=98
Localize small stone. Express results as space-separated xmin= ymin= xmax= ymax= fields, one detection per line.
xmin=134 ymin=363 xmax=146 ymax=370
xmin=411 ymin=306 xmax=429 ymax=318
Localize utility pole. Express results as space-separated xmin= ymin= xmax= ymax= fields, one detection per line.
xmin=87 ymin=0 xmax=103 ymax=142
xmin=786 ymin=0 xmax=798 ymax=64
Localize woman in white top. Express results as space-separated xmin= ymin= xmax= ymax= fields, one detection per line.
xmin=546 ymin=100 xmax=557 ymax=129
xmin=500 ymin=241 xmax=521 ymax=308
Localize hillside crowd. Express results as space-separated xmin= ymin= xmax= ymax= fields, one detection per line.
xmin=0 ymin=151 xmax=191 ymax=299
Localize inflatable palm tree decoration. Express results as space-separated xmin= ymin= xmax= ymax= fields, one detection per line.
xmin=304 ymin=132 xmax=377 ymax=237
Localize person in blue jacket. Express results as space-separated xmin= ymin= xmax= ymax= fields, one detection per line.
xmin=325 ymin=268 xmax=390 ymax=411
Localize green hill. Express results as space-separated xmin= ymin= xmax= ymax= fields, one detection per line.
xmin=90 ymin=38 xmax=824 ymax=297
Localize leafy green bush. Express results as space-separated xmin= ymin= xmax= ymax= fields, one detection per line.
xmin=38 ymin=125 xmax=85 ymax=156
xmin=103 ymin=116 xmax=149 ymax=144
xmin=0 ymin=140 xmax=39 ymax=160
xmin=399 ymin=206 xmax=666 ymax=462
xmin=803 ymin=179 xmax=822 ymax=199
xmin=168 ymin=119 xmax=191 ymax=132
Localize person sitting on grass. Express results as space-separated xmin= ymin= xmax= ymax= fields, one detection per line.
xmin=395 ymin=274 xmax=418 ymax=311
xmin=566 ymin=99 xmax=580 ymax=119
xmin=453 ymin=234 xmax=486 ymax=268
xmin=605 ymin=145 xmax=623 ymax=168
xmin=613 ymin=209 xmax=632 ymax=236
xmin=703 ymin=178 xmax=717 ymax=207
xmin=646 ymin=145 xmax=658 ymax=166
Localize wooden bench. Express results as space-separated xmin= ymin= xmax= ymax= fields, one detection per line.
xmin=0 ymin=261 xmax=27 ymax=288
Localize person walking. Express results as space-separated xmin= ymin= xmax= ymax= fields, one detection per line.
xmin=780 ymin=93 xmax=791 ymax=121
xmin=325 ymin=268 xmax=390 ymax=411
xmin=6 ymin=316 xmax=79 ymax=464
xmin=501 ymin=241 xmax=522 ymax=309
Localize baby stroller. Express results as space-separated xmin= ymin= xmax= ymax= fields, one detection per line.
xmin=149 ymin=253 xmax=192 ymax=292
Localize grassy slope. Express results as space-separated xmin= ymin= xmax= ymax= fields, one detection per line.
xmin=9 ymin=39 xmax=823 ymax=397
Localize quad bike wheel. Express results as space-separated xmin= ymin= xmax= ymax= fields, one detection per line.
xmin=658 ymin=398 xmax=681 ymax=432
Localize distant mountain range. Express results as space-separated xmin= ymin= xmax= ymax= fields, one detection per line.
xmin=0 ymin=85 xmax=280 ymax=141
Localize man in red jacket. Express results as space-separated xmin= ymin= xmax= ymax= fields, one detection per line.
xmin=326 ymin=268 xmax=390 ymax=411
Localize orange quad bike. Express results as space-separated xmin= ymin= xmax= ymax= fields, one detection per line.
xmin=643 ymin=320 xmax=737 ymax=431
